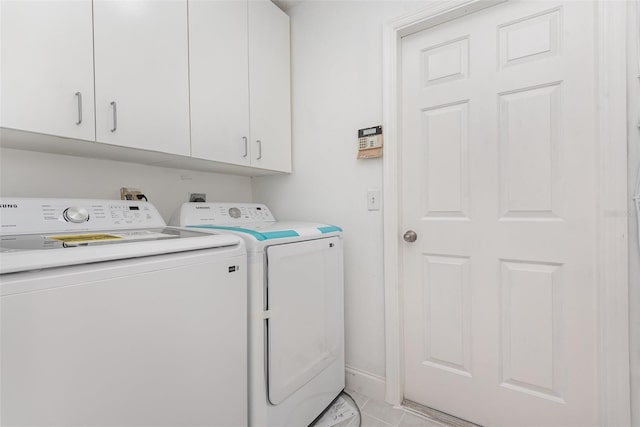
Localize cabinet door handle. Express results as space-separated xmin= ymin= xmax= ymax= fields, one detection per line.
xmin=75 ymin=92 xmax=82 ymax=125
xmin=110 ymin=101 xmax=117 ymax=132
xmin=242 ymin=136 xmax=248 ymax=157
xmin=256 ymin=139 xmax=262 ymax=160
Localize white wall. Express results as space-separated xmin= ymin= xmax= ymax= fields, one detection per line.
xmin=0 ymin=148 xmax=253 ymax=221
xmin=252 ymin=0 xmax=428 ymax=399
xmin=628 ymin=2 xmax=640 ymax=424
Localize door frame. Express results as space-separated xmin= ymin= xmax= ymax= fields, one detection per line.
xmin=381 ymin=1 xmax=630 ymax=425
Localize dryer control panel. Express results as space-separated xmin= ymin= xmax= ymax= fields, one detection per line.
xmin=0 ymin=198 xmax=166 ymax=235
xmin=172 ymin=203 xmax=276 ymax=227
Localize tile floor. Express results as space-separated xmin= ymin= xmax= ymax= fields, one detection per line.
xmin=334 ymin=390 xmax=451 ymax=427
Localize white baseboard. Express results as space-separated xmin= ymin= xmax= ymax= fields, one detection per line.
xmin=345 ymin=365 xmax=386 ymax=403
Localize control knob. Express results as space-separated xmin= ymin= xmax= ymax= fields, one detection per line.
xmin=63 ymin=207 xmax=90 ymax=223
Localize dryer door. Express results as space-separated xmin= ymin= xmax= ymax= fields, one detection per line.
xmin=266 ymin=236 xmax=344 ymax=405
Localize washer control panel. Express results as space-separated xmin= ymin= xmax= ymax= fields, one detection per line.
xmin=0 ymin=198 xmax=166 ymax=235
xmin=174 ymin=202 xmax=276 ymax=226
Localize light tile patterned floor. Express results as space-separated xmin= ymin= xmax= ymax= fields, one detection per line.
xmin=335 ymin=390 xmax=452 ymax=427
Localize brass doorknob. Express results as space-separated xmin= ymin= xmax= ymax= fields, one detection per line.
xmin=403 ymin=230 xmax=417 ymax=243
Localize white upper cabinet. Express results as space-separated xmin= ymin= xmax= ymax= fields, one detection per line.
xmin=189 ymin=0 xmax=251 ymax=166
xmin=1 ymin=0 xmax=290 ymax=175
xmin=190 ymin=0 xmax=291 ymax=173
xmin=93 ymin=0 xmax=191 ymax=156
xmin=249 ymin=0 xmax=291 ymax=173
xmin=1 ymin=0 xmax=95 ymax=141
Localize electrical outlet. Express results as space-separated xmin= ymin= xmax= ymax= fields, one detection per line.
xmin=120 ymin=187 xmax=148 ymax=201
xmin=189 ymin=193 xmax=206 ymax=202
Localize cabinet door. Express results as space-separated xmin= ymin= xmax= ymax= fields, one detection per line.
xmin=93 ymin=1 xmax=190 ymax=156
xmin=189 ymin=0 xmax=251 ymax=166
xmin=249 ymin=0 xmax=292 ymax=172
xmin=1 ymin=1 xmax=95 ymax=141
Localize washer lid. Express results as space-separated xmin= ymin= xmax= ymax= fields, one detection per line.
xmin=0 ymin=227 xmax=243 ymax=274
xmin=187 ymin=221 xmax=343 ymax=242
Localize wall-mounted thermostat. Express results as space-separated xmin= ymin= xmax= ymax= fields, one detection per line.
xmin=358 ymin=126 xmax=383 ymax=159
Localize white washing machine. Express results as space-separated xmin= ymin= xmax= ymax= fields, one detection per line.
xmin=170 ymin=203 xmax=345 ymax=427
xmin=0 ymin=198 xmax=248 ymax=427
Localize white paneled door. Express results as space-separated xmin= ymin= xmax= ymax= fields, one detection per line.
xmin=401 ymin=2 xmax=598 ymax=426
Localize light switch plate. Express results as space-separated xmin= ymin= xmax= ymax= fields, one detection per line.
xmin=367 ymin=189 xmax=381 ymax=211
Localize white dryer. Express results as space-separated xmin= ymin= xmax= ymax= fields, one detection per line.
xmin=170 ymin=203 xmax=345 ymax=427
xmin=0 ymin=198 xmax=248 ymax=427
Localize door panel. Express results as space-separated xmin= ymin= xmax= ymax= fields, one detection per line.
xmin=266 ymin=237 xmax=343 ymax=405
xmin=421 ymin=254 xmax=472 ymax=376
xmin=401 ymin=2 xmax=597 ymax=426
